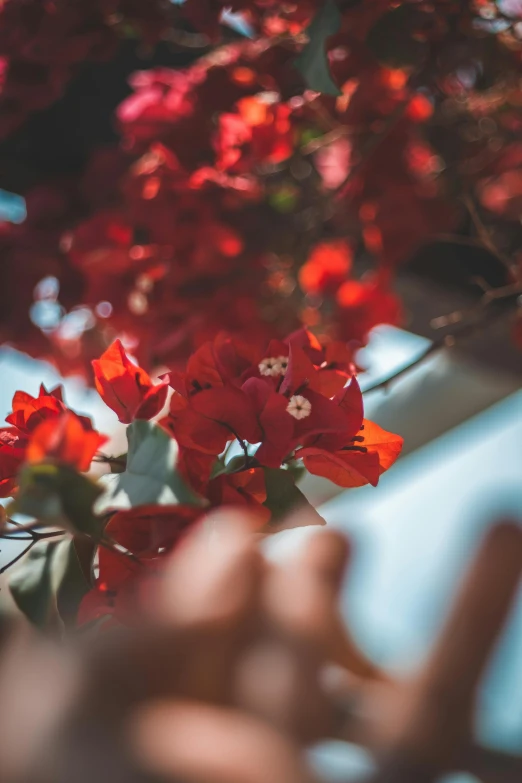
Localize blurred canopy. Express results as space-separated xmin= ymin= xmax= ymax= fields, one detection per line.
xmin=0 ymin=0 xmax=520 ymax=380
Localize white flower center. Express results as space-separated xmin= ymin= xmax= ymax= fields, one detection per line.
xmin=286 ymin=394 xmax=312 ymax=420
xmin=276 ymin=355 xmax=288 ymax=374
xmin=258 ymin=356 xmax=288 ymax=377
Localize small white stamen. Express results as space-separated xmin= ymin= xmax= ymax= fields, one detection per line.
xmin=259 ymin=356 xmax=284 ymax=377
xmin=286 ymin=394 xmax=312 ymax=420
xmin=276 ymin=355 xmax=288 ymax=374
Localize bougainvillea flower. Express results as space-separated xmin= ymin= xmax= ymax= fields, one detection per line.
xmin=26 ymin=412 xmax=108 ymax=472
xmin=242 ymin=377 xmax=294 ymax=467
xmin=6 ymin=384 xmax=70 ymax=433
xmin=164 ymin=385 xmax=262 ymax=456
xmin=170 ymin=333 xmax=264 ymax=396
xmin=301 ymin=376 xmax=364 ymax=452
xmin=316 ymin=341 xmax=360 ymax=397
xmin=241 ymin=346 xmax=356 ymax=467
xmin=206 ymin=467 xmax=270 ymax=525
xmin=92 ymin=339 xmax=169 ymax=423
xmin=297 ymin=419 xmax=403 ymax=488
xmin=0 ymin=384 xmax=100 ymax=496
xmin=169 ymin=340 xmax=226 ymax=397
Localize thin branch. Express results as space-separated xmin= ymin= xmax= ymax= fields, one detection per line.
xmin=463 ymin=193 xmax=518 ymax=277
xmin=0 ymin=541 xmax=35 ymax=574
xmin=363 ymin=279 xmax=522 ymax=395
xmin=430 ymin=281 xmax=522 ymax=329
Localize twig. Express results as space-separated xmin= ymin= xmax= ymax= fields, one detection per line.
xmin=0 ymin=531 xmax=64 ymax=542
xmin=363 ymin=279 xmax=522 ymax=396
xmin=463 ymin=194 xmax=518 ymax=277
xmin=430 ymin=281 xmax=522 ymax=329
xmin=0 ymin=541 xmax=35 ymax=574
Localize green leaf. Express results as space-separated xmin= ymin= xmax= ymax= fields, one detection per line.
xmin=98 ymin=420 xmax=199 ymax=511
xmin=294 ymin=0 xmax=342 ymax=97
xmin=262 ymin=468 xmax=326 ymax=532
xmin=9 ymin=537 xmax=93 ymax=630
xmin=56 ymin=537 xmax=94 ymax=627
xmin=8 ymin=539 xmax=60 ymax=628
xmin=12 ymin=463 xmax=104 ymax=538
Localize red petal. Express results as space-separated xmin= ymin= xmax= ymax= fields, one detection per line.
xmin=280 ymin=344 xmax=321 ymax=396
xmin=189 ymin=386 xmax=262 ymax=445
xmin=92 ymin=339 xmax=156 ymax=423
xmin=243 ymin=378 xmax=293 ymax=467
xmin=135 ymin=381 xmax=169 ymax=420
xmin=26 ymin=413 xmax=108 ymax=471
xmin=298 ymin=446 xmax=382 ymax=488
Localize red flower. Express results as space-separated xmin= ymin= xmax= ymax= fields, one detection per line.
xmin=6 ymin=384 xmax=68 ymax=433
xmin=161 ymin=333 xmax=402 ymax=495
xmin=242 ymin=344 xmax=356 ymax=467
xmin=92 ymin=339 xmax=169 ymax=423
xmin=297 ymin=419 xmax=403 ymax=488
xmin=286 ymin=329 xmax=359 ymax=396
xmin=163 ymin=384 xmax=262 ymax=456
xmin=26 ymin=412 xmax=108 ymax=471
xmin=0 ymin=384 xmax=102 ymax=496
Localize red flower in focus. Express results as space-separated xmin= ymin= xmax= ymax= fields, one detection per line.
xmin=287 ymin=328 xmax=358 ymax=397
xmin=162 ymin=383 xmax=261 ymax=456
xmin=156 ymin=332 xmax=402 ymax=495
xmin=298 ymin=419 xmax=403 ymax=488
xmin=92 ymin=339 xmax=169 ymax=423
xmin=243 ymin=343 xmax=356 ymax=467
xmin=26 ymin=412 xmax=108 ymax=471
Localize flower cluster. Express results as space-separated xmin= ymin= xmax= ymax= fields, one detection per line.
xmin=0 ymin=332 xmax=402 ymax=627
xmin=0 ymin=0 xmax=521 ymax=377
